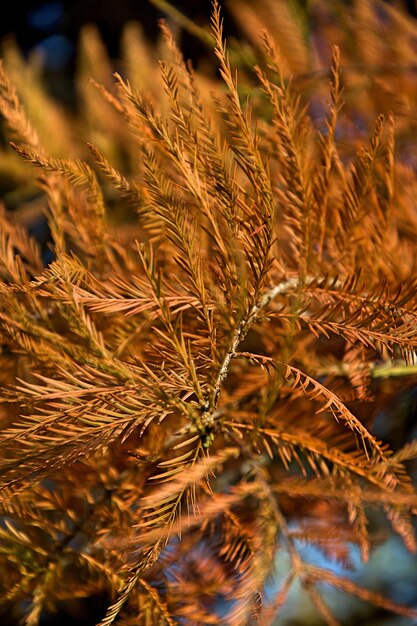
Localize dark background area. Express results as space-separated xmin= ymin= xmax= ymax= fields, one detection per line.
xmin=1 ymin=1 xmax=417 ymax=91
xmin=0 ymin=1 xmax=416 ymax=99
xmin=0 ymin=0 xmax=243 ymax=110
xmin=1 ymin=1 xmax=415 ymax=73
xmin=0 ymin=1 xmax=224 ymax=74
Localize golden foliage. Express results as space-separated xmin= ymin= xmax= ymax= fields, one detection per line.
xmin=0 ymin=2 xmax=417 ymax=624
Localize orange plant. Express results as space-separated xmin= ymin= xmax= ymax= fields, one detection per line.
xmin=1 ymin=2 xmax=417 ymax=624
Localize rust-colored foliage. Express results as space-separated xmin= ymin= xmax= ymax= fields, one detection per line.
xmin=1 ymin=2 xmax=417 ymax=624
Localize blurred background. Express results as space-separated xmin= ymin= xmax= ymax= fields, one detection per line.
xmin=1 ymin=1 xmax=417 ymax=625
xmin=1 ymin=0 xmax=417 ymax=75
xmin=0 ymin=0 xmax=227 ymax=104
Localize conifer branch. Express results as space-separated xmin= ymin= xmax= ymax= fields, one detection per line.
xmin=211 ymin=277 xmax=301 ymax=410
xmin=1 ymin=3 xmax=417 ymax=623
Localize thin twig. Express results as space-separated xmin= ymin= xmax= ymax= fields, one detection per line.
xmin=318 ymin=361 xmax=417 ymax=380
xmin=147 ymin=0 xmax=214 ymax=47
xmin=210 ymin=278 xmax=302 ymax=412
xmin=209 ymin=272 xmax=417 ymax=420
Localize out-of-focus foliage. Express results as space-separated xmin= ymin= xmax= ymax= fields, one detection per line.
xmin=1 ymin=1 xmax=417 ymax=625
